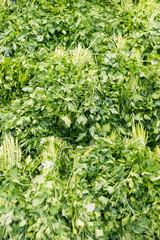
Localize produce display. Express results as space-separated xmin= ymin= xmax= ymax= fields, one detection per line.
xmin=0 ymin=0 xmax=160 ymax=239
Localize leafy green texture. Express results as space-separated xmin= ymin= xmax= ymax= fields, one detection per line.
xmin=0 ymin=133 xmax=160 ymax=239
xmin=0 ymin=0 xmax=160 ymax=239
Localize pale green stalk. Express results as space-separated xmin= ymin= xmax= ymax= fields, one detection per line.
xmin=0 ymin=134 xmax=21 ymax=173
xmin=132 ymin=123 xmax=148 ymax=145
xmin=32 ymin=136 xmax=62 ymax=182
xmin=0 ymin=0 xmax=12 ymax=7
xmin=154 ymin=146 xmax=160 ymax=161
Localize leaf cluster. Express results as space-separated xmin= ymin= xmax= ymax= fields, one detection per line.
xmin=0 ymin=0 xmax=160 ymax=239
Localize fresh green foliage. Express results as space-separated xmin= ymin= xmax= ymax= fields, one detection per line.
xmin=0 ymin=132 xmax=160 ymax=239
xmin=0 ymin=0 xmax=160 ymax=239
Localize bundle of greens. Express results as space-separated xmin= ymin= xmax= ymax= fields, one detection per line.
xmin=0 ymin=0 xmax=160 ymax=239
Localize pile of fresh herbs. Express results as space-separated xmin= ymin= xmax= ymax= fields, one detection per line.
xmin=0 ymin=0 xmax=160 ymax=239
